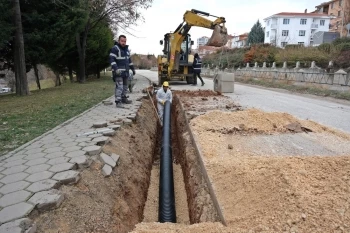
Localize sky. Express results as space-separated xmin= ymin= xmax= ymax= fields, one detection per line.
xmin=119 ymin=0 xmax=324 ymax=55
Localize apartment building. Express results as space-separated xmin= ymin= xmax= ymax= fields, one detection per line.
xmin=231 ymin=33 xmax=249 ymax=48
xmin=264 ymin=12 xmax=333 ymax=47
xmin=196 ymin=36 xmax=209 ymax=48
xmin=314 ymin=0 xmax=350 ymax=37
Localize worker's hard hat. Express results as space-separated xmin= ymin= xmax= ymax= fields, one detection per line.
xmin=163 ymin=81 xmax=169 ymax=87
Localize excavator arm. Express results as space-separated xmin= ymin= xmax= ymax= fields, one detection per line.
xmin=165 ymin=9 xmax=228 ymax=74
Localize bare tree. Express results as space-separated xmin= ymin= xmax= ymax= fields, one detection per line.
xmin=74 ymin=0 xmax=152 ymax=83
xmin=13 ymin=0 xmax=29 ymax=95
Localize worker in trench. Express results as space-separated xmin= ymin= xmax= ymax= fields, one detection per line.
xmin=156 ymin=81 xmax=173 ymax=125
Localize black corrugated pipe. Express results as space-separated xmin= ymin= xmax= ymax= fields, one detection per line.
xmin=158 ymin=100 xmax=176 ymax=223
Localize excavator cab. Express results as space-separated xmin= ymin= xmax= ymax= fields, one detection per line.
xmin=160 ymin=34 xmax=194 ymax=65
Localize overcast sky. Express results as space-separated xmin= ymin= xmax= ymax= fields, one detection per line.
xmin=120 ymin=0 xmax=323 ymax=55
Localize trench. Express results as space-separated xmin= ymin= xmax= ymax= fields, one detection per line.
xmin=141 ymin=95 xmax=221 ymax=225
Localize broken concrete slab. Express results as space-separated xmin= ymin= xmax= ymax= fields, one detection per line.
xmin=52 ymin=170 xmax=80 ymax=185
xmin=0 ymin=202 xmax=34 ymax=224
xmin=82 ymin=145 xmax=102 ymax=156
xmin=26 ymin=179 xmax=60 ymax=193
xmin=0 ymin=190 xmax=33 ymax=208
xmin=108 ymin=125 xmax=121 ymax=130
xmin=101 ymin=164 xmax=112 ymax=177
xmin=123 ymin=119 xmax=133 ymax=125
xmin=65 ymin=150 xmax=86 ymax=158
xmin=0 ymin=181 xmax=31 ymax=195
xmin=99 ymin=153 xmax=116 ymax=168
xmin=92 ymin=122 xmax=108 ymax=128
xmin=69 ymin=156 xmax=92 ymax=168
xmin=102 ymin=130 xmax=115 ymax=136
xmin=0 ymin=218 xmax=36 ymax=233
xmin=92 ymin=136 xmax=110 ymax=145
xmin=111 ymin=153 xmax=120 ymax=164
xmin=28 ymin=189 xmax=64 ymax=211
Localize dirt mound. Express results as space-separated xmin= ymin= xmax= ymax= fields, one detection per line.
xmin=190 ymin=108 xmax=337 ymax=135
xmin=174 ymin=90 xmax=223 ymax=98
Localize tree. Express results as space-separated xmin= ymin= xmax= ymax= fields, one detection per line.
xmin=13 ymin=0 xmax=29 ymax=95
xmin=247 ymin=20 xmax=265 ymax=45
xmin=0 ymin=0 xmax=13 ymax=47
xmin=71 ymin=0 xmax=153 ymax=83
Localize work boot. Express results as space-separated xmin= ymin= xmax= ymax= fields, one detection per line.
xmin=201 ymin=82 xmax=205 ymax=86
xmin=122 ymin=98 xmax=132 ymax=104
xmin=115 ymin=101 xmax=124 ymax=108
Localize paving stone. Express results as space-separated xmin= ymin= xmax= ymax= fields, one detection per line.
xmin=92 ymin=136 xmax=110 ymax=145
xmin=24 ymin=148 xmax=43 ymax=155
xmin=0 ymin=167 xmax=5 ymax=173
xmin=54 ymin=135 xmax=69 ymax=140
xmin=111 ymin=153 xmax=120 ymax=164
xmin=127 ymin=114 xmax=137 ymax=121
xmin=0 ymin=202 xmax=34 ymax=224
xmin=60 ymin=142 xmax=78 ymax=148
xmin=99 ymin=153 xmax=116 ymax=168
xmin=0 ymin=190 xmax=32 ymax=208
xmin=47 ymin=157 xmax=70 ymax=165
xmin=2 ymin=165 xmax=28 ymax=175
xmin=25 ymin=158 xmax=48 ymax=166
xmin=69 ymin=156 xmax=92 ymax=168
xmin=41 ymin=142 xmax=62 ymax=149
xmin=28 ymin=189 xmax=64 ymax=211
xmin=83 ymin=146 xmax=102 ymax=156
xmin=123 ymin=119 xmax=133 ymax=125
xmin=0 ymin=173 xmax=29 ymax=184
xmin=25 ymin=143 xmax=43 ymax=150
xmin=43 ymin=147 xmax=63 ymax=153
xmin=3 ymin=160 xmax=27 ymax=168
xmin=24 ymin=153 xmax=47 ymax=160
xmin=77 ymin=141 xmax=96 ymax=147
xmin=40 ymin=138 xmax=56 ymax=144
xmin=44 ymin=151 xmax=66 ymax=159
xmin=62 ymin=146 xmax=81 ymax=153
xmin=103 ymin=101 xmax=113 ymax=105
xmin=25 ymin=171 xmax=53 ymax=183
xmin=49 ymin=163 xmax=76 ymax=173
xmin=25 ymin=164 xmax=51 ymax=174
xmin=102 ymin=130 xmax=115 ymax=136
xmin=0 ymin=218 xmax=36 ymax=233
xmin=26 ymin=179 xmax=60 ymax=193
xmin=87 ymin=133 xmax=103 ymax=139
xmin=108 ymin=125 xmax=121 ymax=130
xmin=101 ymin=164 xmax=112 ymax=177
xmin=3 ymin=154 xmax=27 ymax=163
xmin=65 ymin=150 xmax=86 ymax=158
xmin=93 ymin=121 xmax=108 ymax=128
xmin=74 ymin=137 xmax=92 ymax=143
xmin=52 ymin=170 xmax=80 ymax=184
xmin=58 ymin=138 xmax=74 ymax=144
xmin=0 ymin=181 xmax=31 ymax=195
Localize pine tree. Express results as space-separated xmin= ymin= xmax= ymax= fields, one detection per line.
xmin=247 ymin=20 xmax=265 ymax=45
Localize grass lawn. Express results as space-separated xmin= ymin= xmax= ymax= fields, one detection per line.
xmin=29 ymin=78 xmax=57 ymax=91
xmin=0 ymin=74 xmax=114 ymax=156
xmin=236 ymin=77 xmax=350 ymax=101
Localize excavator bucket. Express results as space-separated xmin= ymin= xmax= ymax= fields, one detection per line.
xmin=206 ymin=25 xmax=228 ymax=47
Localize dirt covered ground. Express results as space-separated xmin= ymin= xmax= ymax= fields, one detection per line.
xmin=31 ymin=100 xmax=159 ymax=233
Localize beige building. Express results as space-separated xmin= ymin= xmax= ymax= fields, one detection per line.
xmin=314 ymin=0 xmax=350 ymax=37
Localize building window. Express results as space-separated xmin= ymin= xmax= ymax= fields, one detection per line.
xmin=267 ymin=20 xmax=270 ymax=26
xmin=281 ymin=42 xmax=288 ymax=47
xmin=338 ymin=11 xmax=341 ymax=17
xmin=320 ymin=20 xmax=325 ymax=26
xmin=300 ymin=19 xmax=307 ymax=25
xmin=298 ymin=42 xmax=304 ymax=45
xmin=283 ymin=19 xmax=290 ymax=24
xmin=299 ymin=30 xmax=306 ymax=36
xmin=266 ymin=31 xmax=269 ymax=37
xmin=331 ymin=2 xmax=334 ymax=8
xmin=282 ymin=30 xmax=289 ymax=36
xmin=339 ymin=0 xmax=342 ymax=6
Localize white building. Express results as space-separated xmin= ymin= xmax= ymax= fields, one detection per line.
xmin=264 ymin=12 xmax=334 ymax=47
xmin=197 ymin=36 xmax=209 ymax=48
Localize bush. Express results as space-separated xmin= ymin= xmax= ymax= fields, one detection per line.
xmin=243 ymin=44 xmax=278 ymax=64
xmin=334 ymin=43 xmax=350 ymax=52
xmin=334 ymin=50 xmax=350 ymax=68
xmin=332 ymin=37 xmax=350 ymax=46
xmin=318 ymin=43 xmax=332 ymax=53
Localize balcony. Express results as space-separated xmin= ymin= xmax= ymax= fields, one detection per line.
xmin=270 ymin=24 xmax=277 ymax=29
xmin=311 ymin=23 xmax=318 ymax=28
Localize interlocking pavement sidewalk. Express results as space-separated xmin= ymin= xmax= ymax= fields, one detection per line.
xmin=0 ymin=75 xmax=151 ymax=231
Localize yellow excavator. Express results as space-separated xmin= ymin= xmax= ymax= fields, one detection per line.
xmin=157 ymin=9 xmax=228 ymax=85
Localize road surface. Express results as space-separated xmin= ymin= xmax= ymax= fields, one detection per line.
xmin=137 ymin=70 xmax=350 ymax=134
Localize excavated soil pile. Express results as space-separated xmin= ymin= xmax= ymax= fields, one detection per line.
xmin=189 ymin=108 xmax=350 ymax=232
xmin=31 ymin=100 xmax=159 ymax=233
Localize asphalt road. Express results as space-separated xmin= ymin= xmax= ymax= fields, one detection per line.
xmin=137 ymin=70 xmax=350 ymax=134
